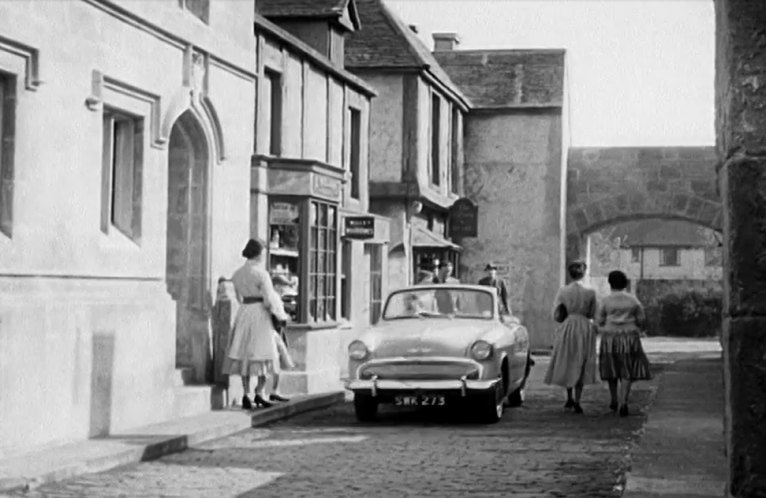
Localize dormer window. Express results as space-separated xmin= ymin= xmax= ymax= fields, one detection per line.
xmin=181 ymin=0 xmax=209 ymax=24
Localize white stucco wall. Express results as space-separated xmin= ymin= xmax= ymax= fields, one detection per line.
xmin=363 ymin=73 xmax=404 ymax=183
xmin=0 ymin=0 xmax=254 ymax=453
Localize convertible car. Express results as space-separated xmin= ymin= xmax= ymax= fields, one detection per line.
xmin=345 ymin=284 xmax=532 ymax=423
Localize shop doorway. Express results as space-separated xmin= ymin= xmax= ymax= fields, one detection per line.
xmin=166 ymin=110 xmax=212 ymax=382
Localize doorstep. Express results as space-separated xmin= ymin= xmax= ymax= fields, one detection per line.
xmin=0 ymin=391 xmax=344 ymax=493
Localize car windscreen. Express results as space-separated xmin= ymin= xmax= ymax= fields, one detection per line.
xmin=382 ymin=288 xmax=494 ymax=320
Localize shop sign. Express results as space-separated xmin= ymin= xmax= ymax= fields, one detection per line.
xmin=448 ymin=198 xmax=478 ymax=238
xmin=269 ymin=202 xmax=300 ymax=225
xmin=312 ymin=174 xmax=341 ymax=201
xmin=344 ymin=216 xmax=375 ymax=239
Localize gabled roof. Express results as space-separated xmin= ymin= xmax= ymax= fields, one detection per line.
xmin=434 ymin=49 xmax=565 ymax=108
xmin=256 ymin=0 xmax=361 ymax=31
xmin=345 ymin=0 xmax=470 ymax=108
xmin=608 ymin=219 xmax=715 ymax=248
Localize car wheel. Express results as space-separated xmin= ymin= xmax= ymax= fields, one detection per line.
xmin=353 ymin=393 xmax=378 ymax=422
xmin=479 ymin=378 xmax=504 ymax=424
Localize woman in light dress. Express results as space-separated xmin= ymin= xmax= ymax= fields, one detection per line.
xmin=225 ymin=239 xmax=291 ymax=410
xmin=597 ymin=270 xmax=652 ymax=417
xmin=544 ymin=261 xmax=598 ymax=414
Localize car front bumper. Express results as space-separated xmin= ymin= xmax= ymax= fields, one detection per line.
xmin=345 ymin=377 xmax=500 ymax=398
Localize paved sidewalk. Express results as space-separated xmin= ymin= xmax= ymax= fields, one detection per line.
xmin=624 ymin=354 xmax=726 ymax=497
xmin=0 ymin=392 xmax=343 ymax=494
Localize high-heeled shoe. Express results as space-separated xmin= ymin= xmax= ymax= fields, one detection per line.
xmin=242 ymin=395 xmax=253 ymax=410
xmin=564 ymin=399 xmax=575 ymax=410
xmin=253 ymin=394 xmax=273 ymax=408
xmin=269 ymin=393 xmax=290 ymax=403
xmin=573 ymin=402 xmax=583 ymax=414
xmin=609 ymin=402 xmax=618 ymax=412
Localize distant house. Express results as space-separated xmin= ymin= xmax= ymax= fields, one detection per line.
xmin=588 ymin=219 xmax=723 ymax=296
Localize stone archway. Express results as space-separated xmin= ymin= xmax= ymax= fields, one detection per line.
xmin=167 ymin=110 xmax=212 ymax=383
xmin=566 ymin=146 xmax=722 ymax=264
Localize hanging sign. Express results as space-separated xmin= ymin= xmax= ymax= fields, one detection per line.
xmin=448 ymin=198 xmax=478 ymax=238
xmin=344 ymin=216 xmax=375 ymax=239
xmin=269 ymin=202 xmax=300 ymax=225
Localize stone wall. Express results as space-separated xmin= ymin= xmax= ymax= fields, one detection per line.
xmin=460 ymin=110 xmax=564 ymax=349
xmin=715 ymin=0 xmax=766 ymax=495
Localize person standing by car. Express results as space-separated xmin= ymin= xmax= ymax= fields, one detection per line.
xmin=543 ymin=260 xmax=598 ymax=414
xmin=224 ymin=239 xmax=290 ymax=410
xmin=596 ymin=270 xmax=652 ymax=417
xmin=478 ymin=263 xmax=511 ymax=315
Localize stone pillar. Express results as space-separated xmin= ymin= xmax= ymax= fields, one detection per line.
xmin=715 ymin=0 xmax=766 ymax=495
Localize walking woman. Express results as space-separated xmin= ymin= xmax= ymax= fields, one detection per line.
xmin=597 ymin=270 xmax=652 ymax=417
xmin=544 ymin=261 xmax=598 ymax=414
xmin=225 ymin=239 xmax=290 ymax=409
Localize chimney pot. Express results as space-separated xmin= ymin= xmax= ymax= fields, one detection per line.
xmin=433 ymin=32 xmax=461 ymax=51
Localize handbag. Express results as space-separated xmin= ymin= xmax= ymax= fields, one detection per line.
xmin=553 ymin=302 xmax=568 ymax=323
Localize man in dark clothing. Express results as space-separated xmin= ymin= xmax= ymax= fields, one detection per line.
xmin=478 ymin=263 xmax=511 ymax=315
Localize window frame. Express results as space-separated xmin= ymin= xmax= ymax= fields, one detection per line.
xmin=101 ymin=107 xmax=144 ymax=242
xmin=264 ymin=68 xmax=283 ymax=157
xmin=430 ymin=93 xmax=441 ymax=186
xmin=348 ymin=106 xmax=361 ymax=200
xmin=268 ymin=196 xmax=339 ymax=326
xmin=659 ymin=247 xmax=680 ymax=267
xmin=0 ymin=71 xmax=16 ymax=238
xmin=450 ymin=107 xmax=460 ymax=195
xmin=631 ymin=247 xmax=641 ymax=263
xmin=368 ymin=244 xmax=383 ymax=325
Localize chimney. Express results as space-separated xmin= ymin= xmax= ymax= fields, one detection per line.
xmin=433 ymin=32 xmax=461 ymax=51
xmin=409 ymin=24 xmax=418 ymax=34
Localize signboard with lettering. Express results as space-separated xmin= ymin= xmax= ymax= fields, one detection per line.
xmin=344 ymin=216 xmax=375 ymax=239
xmin=448 ymin=198 xmax=478 ymax=238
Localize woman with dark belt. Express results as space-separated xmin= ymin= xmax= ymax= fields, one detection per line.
xmin=544 ymin=260 xmax=598 ymax=414
xmin=596 ymin=270 xmax=652 ymax=417
xmin=225 ymin=239 xmax=290 ymax=409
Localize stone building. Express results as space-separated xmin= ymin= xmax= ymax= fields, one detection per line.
xmin=253 ymin=0 xmax=390 ymax=391
xmin=435 ymin=46 xmax=569 ymax=349
xmin=0 ymin=0 xmax=256 ymax=454
xmin=345 ymin=0 xmax=470 ymax=292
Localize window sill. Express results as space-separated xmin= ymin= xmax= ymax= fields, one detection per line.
xmin=285 ymin=321 xmax=341 ymax=332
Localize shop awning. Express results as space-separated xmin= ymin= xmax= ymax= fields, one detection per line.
xmin=412 ymin=227 xmax=462 ymax=250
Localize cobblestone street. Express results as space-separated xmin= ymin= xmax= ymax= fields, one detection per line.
xmin=6 ymin=356 xmax=664 ymax=498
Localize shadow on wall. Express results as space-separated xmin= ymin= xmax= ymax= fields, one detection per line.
xmin=89 ymin=332 xmax=116 ymax=437
xmin=636 ymin=279 xmax=722 ymax=338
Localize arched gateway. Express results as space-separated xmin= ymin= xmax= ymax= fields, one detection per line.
xmin=565 ymin=146 xmax=721 ymax=262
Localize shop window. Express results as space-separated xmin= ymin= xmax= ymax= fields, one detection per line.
xmin=659 ymin=247 xmax=680 ymax=267
xmin=101 ymin=108 xmax=143 ymax=241
xmin=269 ymin=199 xmax=301 ymax=322
xmin=413 ymin=249 xmax=460 ymax=283
xmin=309 ymin=201 xmax=337 ymax=323
xmin=430 ymin=94 xmax=440 ymax=186
xmin=180 ymin=0 xmax=210 ymax=23
xmin=0 ymin=72 xmax=15 ymax=238
xmin=450 ymin=107 xmax=460 ymax=195
xmin=349 ymin=107 xmax=361 ymax=199
xmin=264 ymin=69 xmax=282 ymax=156
xmin=368 ymin=244 xmax=383 ymax=324
xmin=340 ymin=240 xmax=352 ymax=320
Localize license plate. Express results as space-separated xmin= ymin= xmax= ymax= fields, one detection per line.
xmin=394 ymin=395 xmax=446 ymax=407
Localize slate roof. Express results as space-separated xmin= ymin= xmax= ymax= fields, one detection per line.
xmin=433 ymin=49 xmax=565 ymax=108
xmin=609 ymin=219 xmax=714 ymax=248
xmin=257 ymin=0 xmax=347 ymax=18
xmin=256 ymin=0 xmax=360 ymax=30
xmin=344 ymin=0 xmax=469 ymax=107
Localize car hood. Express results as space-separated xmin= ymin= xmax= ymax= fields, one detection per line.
xmin=358 ymin=319 xmax=496 ymax=359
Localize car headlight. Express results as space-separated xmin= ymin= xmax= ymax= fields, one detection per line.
xmin=470 ymin=340 xmax=493 ymax=361
xmin=348 ymin=340 xmax=369 ymax=361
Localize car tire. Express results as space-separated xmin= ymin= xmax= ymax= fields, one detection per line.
xmin=353 ymin=393 xmax=378 ymax=422
xmin=479 ymin=379 xmax=504 ymax=424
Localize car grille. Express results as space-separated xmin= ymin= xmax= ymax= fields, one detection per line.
xmin=359 ymin=361 xmax=480 ymax=380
